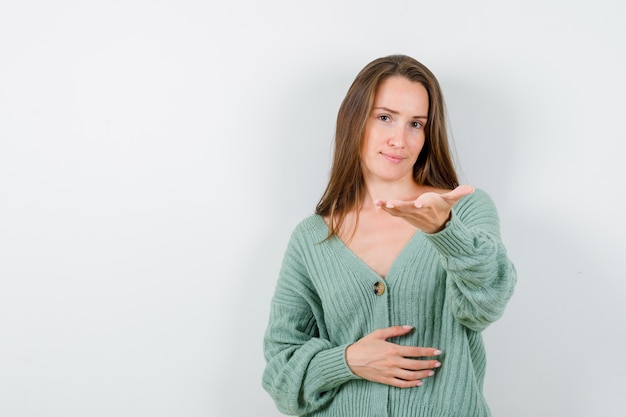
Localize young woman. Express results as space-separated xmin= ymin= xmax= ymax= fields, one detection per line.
xmin=262 ymin=54 xmax=516 ymax=417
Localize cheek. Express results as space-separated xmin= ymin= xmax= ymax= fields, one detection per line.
xmin=410 ymin=135 xmax=426 ymax=154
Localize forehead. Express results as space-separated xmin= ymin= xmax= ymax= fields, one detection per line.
xmin=373 ymin=76 xmax=429 ymax=112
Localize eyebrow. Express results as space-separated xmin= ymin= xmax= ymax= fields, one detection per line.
xmin=373 ymin=106 xmax=428 ymax=119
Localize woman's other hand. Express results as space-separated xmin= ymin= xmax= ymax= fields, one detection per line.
xmin=345 ymin=325 xmax=442 ymax=388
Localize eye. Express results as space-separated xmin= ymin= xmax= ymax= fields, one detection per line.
xmin=411 ymin=121 xmax=424 ymax=129
xmin=378 ymin=115 xmax=391 ymax=122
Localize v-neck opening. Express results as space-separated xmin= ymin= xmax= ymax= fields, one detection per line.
xmin=313 ymin=215 xmax=423 ymax=282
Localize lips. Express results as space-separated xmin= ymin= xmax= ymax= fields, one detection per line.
xmin=381 ymin=152 xmax=405 ymax=163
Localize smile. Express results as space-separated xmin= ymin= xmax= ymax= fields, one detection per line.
xmin=381 ymin=152 xmax=405 ymax=163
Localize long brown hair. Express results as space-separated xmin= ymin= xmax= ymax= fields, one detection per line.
xmin=315 ymin=54 xmax=458 ymax=238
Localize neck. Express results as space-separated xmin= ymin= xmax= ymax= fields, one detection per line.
xmin=362 ymin=178 xmax=422 ymax=208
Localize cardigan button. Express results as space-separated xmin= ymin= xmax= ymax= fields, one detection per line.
xmin=373 ymin=281 xmax=385 ymax=296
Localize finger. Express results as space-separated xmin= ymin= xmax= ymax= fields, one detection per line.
xmin=378 ymin=199 xmax=412 ymax=210
xmin=440 ymin=184 xmax=474 ymax=205
xmin=396 ymin=345 xmax=442 ymax=358
xmin=371 ymin=325 xmax=414 ymax=340
xmin=396 ymin=357 xmax=442 ymax=371
xmin=381 ymin=201 xmax=420 ymax=214
xmin=395 ymin=368 xmax=437 ymax=381
xmin=384 ymin=377 xmax=425 ymax=388
xmin=377 ymin=374 xmax=429 ymax=389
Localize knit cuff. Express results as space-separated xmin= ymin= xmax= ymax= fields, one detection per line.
xmin=423 ymin=212 xmax=474 ymax=257
xmin=312 ymin=344 xmax=358 ymax=389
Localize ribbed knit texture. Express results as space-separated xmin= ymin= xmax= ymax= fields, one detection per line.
xmin=262 ymin=189 xmax=517 ymax=417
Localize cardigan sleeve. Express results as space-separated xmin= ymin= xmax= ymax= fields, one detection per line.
xmin=262 ymin=228 xmax=358 ymax=415
xmin=424 ymin=189 xmax=517 ymax=332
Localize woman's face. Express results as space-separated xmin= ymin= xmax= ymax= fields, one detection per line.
xmin=361 ymin=76 xmax=429 ymax=185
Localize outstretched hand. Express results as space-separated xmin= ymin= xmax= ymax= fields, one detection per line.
xmin=374 ymin=185 xmax=474 ymax=233
xmin=346 ymin=325 xmax=442 ymax=388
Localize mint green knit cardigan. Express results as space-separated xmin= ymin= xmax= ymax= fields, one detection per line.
xmin=262 ymin=189 xmax=516 ymax=417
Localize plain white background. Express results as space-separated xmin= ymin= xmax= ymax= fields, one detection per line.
xmin=1 ymin=1 xmax=624 ymax=416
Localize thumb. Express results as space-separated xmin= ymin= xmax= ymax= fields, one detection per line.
xmin=373 ymin=325 xmax=414 ymax=340
xmin=441 ymin=184 xmax=474 ymax=205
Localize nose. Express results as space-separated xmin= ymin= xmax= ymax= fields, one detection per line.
xmin=388 ymin=126 xmax=407 ymax=148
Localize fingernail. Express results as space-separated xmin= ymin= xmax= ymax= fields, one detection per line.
xmin=415 ymin=380 xmax=423 ymax=387
xmin=402 ymin=325 xmax=413 ymax=329
xmin=433 ymin=350 xmax=442 ymax=355
xmin=386 ymin=203 xmax=395 ymax=208
xmin=434 ymin=362 xmax=441 ymax=368
xmin=428 ymin=371 xmax=435 ymax=376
